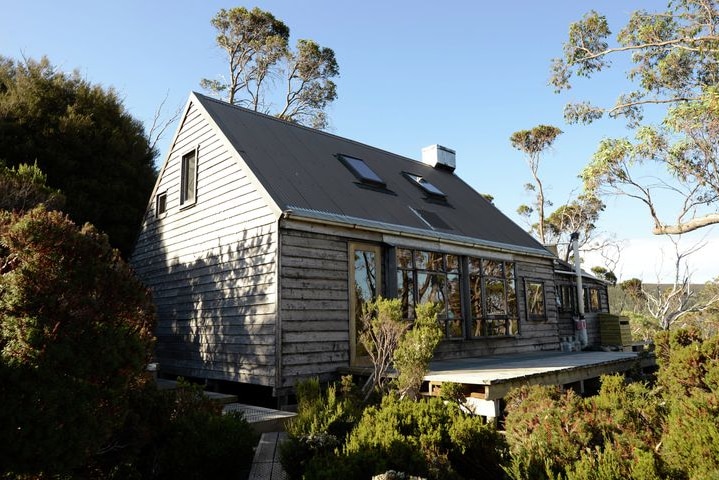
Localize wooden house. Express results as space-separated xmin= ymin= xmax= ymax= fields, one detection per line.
xmin=132 ymin=92 xmax=601 ymax=401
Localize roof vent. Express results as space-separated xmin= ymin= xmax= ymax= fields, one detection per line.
xmin=421 ymin=144 xmax=456 ymax=172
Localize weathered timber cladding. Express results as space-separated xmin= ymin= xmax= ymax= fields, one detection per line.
xmin=279 ymin=229 xmax=349 ymax=388
xmin=131 ymin=101 xmax=278 ymax=386
xmin=435 ymin=255 xmax=560 ymax=359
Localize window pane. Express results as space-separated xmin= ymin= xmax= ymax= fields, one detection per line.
xmin=486 ymin=318 xmax=507 ymax=336
xmin=482 ymin=259 xmax=503 ymax=278
xmin=447 ymin=318 xmax=463 ymax=338
xmin=485 ymin=278 xmax=506 ymax=315
xmin=447 ymin=274 xmax=462 ymax=319
xmin=414 ymin=250 xmax=429 ymax=270
xmin=505 ymin=262 xmax=515 ymax=281
xmin=471 ymin=317 xmax=484 ymax=337
xmin=416 ymin=272 xmax=447 ymax=308
xmin=527 ymin=281 xmax=546 ymax=317
xmin=340 ymin=154 xmax=385 ymax=186
xmin=397 ymin=270 xmax=415 ymax=319
xmin=427 ymin=251 xmax=444 ymax=271
xmin=469 ymin=274 xmax=482 ymax=319
xmin=590 ymin=288 xmax=600 ymax=311
xmin=468 ymin=257 xmax=481 ymax=275
xmin=509 ymin=318 xmax=519 ymax=335
xmin=507 ymin=279 xmax=518 ymax=316
xmin=397 ymin=248 xmax=413 ymax=269
xmin=446 ymin=254 xmax=460 ymax=273
xmin=354 ymin=250 xmax=377 ymax=301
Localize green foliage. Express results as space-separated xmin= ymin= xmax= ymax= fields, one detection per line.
xmin=345 ymin=395 xmax=507 ymax=480
xmin=0 ymin=56 xmax=157 ymax=254
xmin=553 ymin=3 xmax=719 ymax=234
xmin=0 ymin=207 xmax=155 ymax=476
xmin=281 ymin=376 xmax=363 ymax=480
xmin=503 ymin=375 xmax=664 ymax=480
xmin=203 ymin=6 xmax=339 ymax=129
xmin=393 ymin=302 xmax=444 ymax=399
xmin=0 ymin=162 xmax=64 ymax=212
xmin=655 ymin=329 xmax=719 ymax=478
xmin=85 ymin=379 xmax=258 ymax=480
xmin=505 ymin=330 xmax=719 ymax=479
xmin=360 ymin=297 xmax=409 ymax=396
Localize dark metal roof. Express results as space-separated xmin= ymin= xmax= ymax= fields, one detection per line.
xmin=194 ymin=92 xmax=550 ymax=256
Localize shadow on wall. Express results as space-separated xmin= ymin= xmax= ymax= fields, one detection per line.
xmin=133 ymin=208 xmax=277 ymax=388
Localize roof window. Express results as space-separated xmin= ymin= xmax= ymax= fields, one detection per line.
xmin=403 ymin=172 xmax=446 ymax=198
xmin=338 ymin=154 xmax=386 ymax=187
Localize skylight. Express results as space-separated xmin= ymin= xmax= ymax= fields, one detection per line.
xmin=404 ymin=173 xmax=446 ymax=197
xmin=338 ymin=154 xmax=386 ymax=187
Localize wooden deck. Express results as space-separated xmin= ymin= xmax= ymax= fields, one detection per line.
xmin=424 ymin=350 xmax=654 ymax=418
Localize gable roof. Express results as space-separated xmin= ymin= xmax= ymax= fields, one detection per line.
xmin=192 ymin=92 xmax=550 ymax=257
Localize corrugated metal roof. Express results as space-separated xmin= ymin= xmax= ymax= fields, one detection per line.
xmin=194 ymin=92 xmax=550 ymax=257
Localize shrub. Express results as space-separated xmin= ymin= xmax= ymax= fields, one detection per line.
xmin=86 ymin=379 xmax=258 ymax=480
xmin=0 ymin=207 xmax=155 ymax=476
xmin=393 ymin=302 xmax=444 ymax=400
xmin=281 ymin=376 xmax=362 ymax=479
xmin=344 ymin=395 xmax=507 ymax=480
xmin=656 ymin=329 xmax=719 ymax=479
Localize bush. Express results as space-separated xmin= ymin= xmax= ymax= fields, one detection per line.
xmin=85 ymin=380 xmax=258 ymax=480
xmin=0 ymin=207 xmax=155 ymax=476
xmin=656 ymin=329 xmax=719 ymax=479
xmin=281 ymin=376 xmax=362 ymax=479
xmin=344 ymin=395 xmax=507 ymax=480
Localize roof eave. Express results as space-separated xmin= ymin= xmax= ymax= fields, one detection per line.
xmin=282 ymin=206 xmax=555 ymax=259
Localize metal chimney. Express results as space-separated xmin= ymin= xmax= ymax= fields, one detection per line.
xmin=421 ymin=145 xmax=456 ymax=172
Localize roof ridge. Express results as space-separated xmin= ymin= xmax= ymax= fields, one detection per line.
xmin=191 ymin=91 xmax=431 ymax=168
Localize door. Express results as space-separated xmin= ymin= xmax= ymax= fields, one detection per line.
xmin=349 ymin=243 xmax=382 ymax=366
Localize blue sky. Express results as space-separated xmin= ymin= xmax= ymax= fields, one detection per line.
xmin=3 ymin=0 xmax=717 ymax=281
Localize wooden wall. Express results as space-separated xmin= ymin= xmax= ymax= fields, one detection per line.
xmin=131 ymin=100 xmax=279 ymax=386
xmin=278 ymin=229 xmax=350 ymax=390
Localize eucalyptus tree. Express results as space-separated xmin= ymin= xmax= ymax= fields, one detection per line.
xmin=552 ymin=0 xmax=719 ymax=235
xmin=202 ymin=7 xmax=339 ymax=129
xmin=510 ymin=124 xmax=563 ymax=245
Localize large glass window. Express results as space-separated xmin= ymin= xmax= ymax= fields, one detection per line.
xmin=396 ymin=248 xmax=463 ymax=338
xmin=468 ymin=257 xmax=518 ymax=337
xmin=349 ymin=243 xmax=382 ymax=366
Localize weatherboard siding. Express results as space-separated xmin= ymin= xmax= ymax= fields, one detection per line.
xmin=278 ymin=229 xmax=350 ymax=389
xmin=132 ymin=100 xmax=278 ymax=387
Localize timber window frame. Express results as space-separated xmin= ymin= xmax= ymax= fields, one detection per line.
xmin=180 ymin=148 xmax=198 ymax=207
xmin=155 ymin=191 xmax=167 ymax=217
xmin=395 ymin=248 xmax=519 ymax=339
xmin=585 ymin=287 xmax=602 ymax=312
xmin=525 ymin=279 xmax=547 ymax=321
xmin=468 ymin=257 xmax=519 ymax=338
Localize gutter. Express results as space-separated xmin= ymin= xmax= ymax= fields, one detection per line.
xmin=280 ymin=206 xmax=554 ymax=259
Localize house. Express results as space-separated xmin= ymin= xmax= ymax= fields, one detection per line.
xmin=131 ymin=92 xmax=610 ymax=403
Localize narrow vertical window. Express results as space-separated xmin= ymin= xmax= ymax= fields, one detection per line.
xmin=349 ymin=243 xmax=382 ymax=366
xmin=526 ymin=280 xmax=547 ymax=320
xmin=180 ymin=149 xmax=197 ymax=206
xmin=155 ymin=191 xmax=167 ymax=217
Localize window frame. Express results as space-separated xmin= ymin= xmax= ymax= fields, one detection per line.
xmin=525 ymin=279 xmax=548 ymax=321
xmin=155 ymin=191 xmax=167 ymax=218
xmin=468 ymin=258 xmax=518 ymax=338
xmin=337 ymin=153 xmax=387 ymax=188
xmin=402 ymin=172 xmax=447 ymax=199
xmin=180 ymin=148 xmax=198 ymax=208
